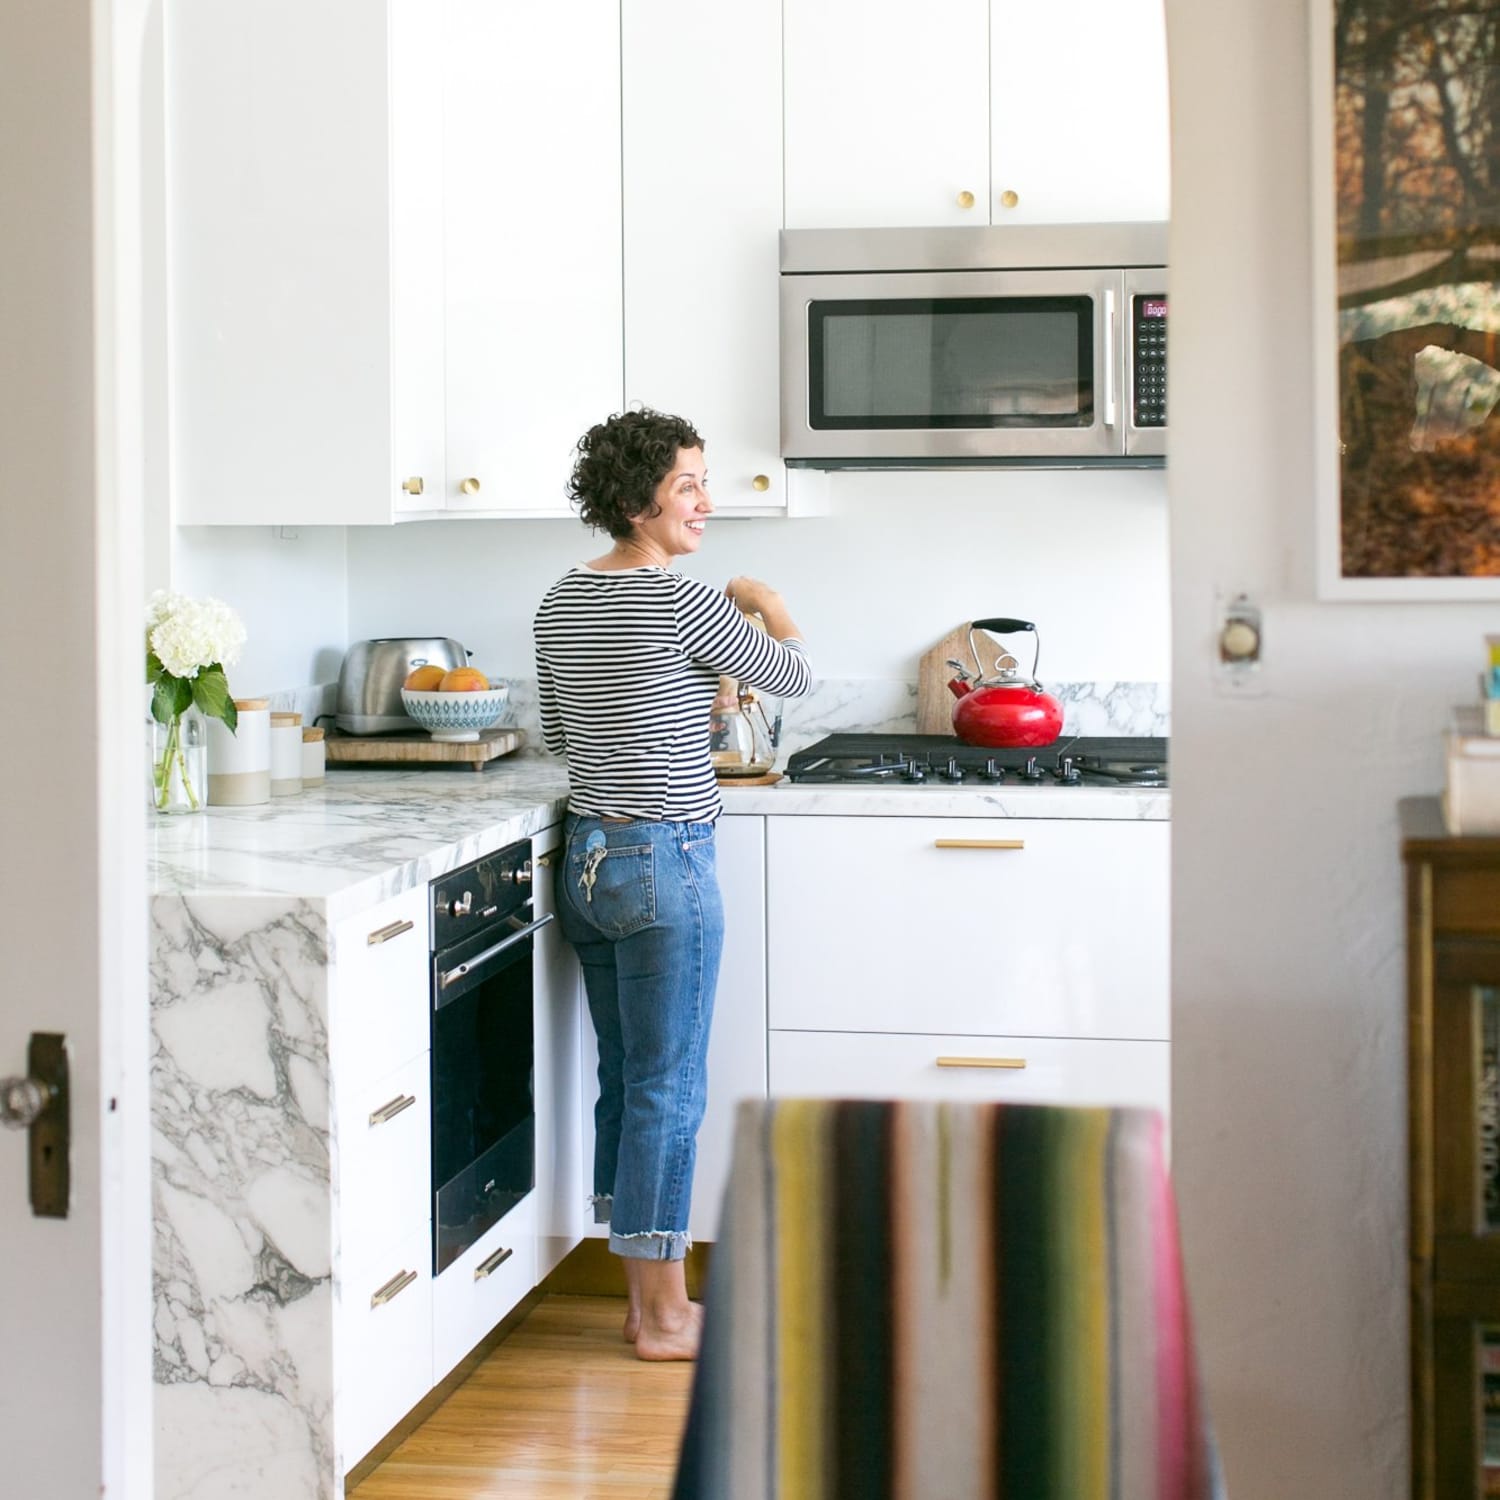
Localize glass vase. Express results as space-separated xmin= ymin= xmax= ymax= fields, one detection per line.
xmin=149 ymin=710 xmax=207 ymax=815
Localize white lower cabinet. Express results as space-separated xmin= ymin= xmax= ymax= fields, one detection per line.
xmin=332 ymin=885 xmax=430 ymax=1088
xmin=432 ymin=1194 xmax=537 ymax=1385
xmin=769 ymin=1030 xmax=1169 ymax=1114
xmin=533 ymin=824 xmax=585 ymax=1279
xmin=766 ymin=816 xmax=1169 ymax=1042
xmin=339 ymin=1219 xmax=433 ymax=1472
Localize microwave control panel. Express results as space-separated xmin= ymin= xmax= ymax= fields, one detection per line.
xmin=1131 ymin=295 xmax=1168 ymax=428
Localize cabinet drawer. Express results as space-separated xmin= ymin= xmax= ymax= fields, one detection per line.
xmin=339 ymin=1052 xmax=431 ymax=1273
xmin=1433 ymin=867 xmax=1500 ymax=937
xmin=769 ymin=1029 xmax=1169 ymax=1117
xmin=333 ymin=886 xmax=429 ymax=1088
xmin=339 ymin=1219 xmax=432 ymax=1472
xmin=767 ymin=816 xmax=1168 ymax=1040
xmin=432 ymin=1193 xmax=537 ymax=1384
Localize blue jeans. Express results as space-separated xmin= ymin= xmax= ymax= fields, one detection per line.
xmin=556 ymin=813 xmax=724 ymax=1261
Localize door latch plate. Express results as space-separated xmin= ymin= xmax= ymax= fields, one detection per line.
xmin=27 ymin=1033 xmax=68 ymax=1218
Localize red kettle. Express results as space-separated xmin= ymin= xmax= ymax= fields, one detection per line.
xmin=946 ymin=618 xmax=1064 ymax=749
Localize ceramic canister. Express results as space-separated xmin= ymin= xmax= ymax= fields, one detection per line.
xmin=301 ymin=725 xmax=326 ymax=784
xmin=270 ymin=711 xmax=304 ymax=795
xmin=206 ymin=697 xmax=272 ymax=806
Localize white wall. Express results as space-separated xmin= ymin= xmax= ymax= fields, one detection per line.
xmin=173 ymin=525 xmax=348 ymax=697
xmin=346 ymin=468 xmax=1170 ymax=682
xmin=1168 ymin=0 xmax=1495 ymax=1494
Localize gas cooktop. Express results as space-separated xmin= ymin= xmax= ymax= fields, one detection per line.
xmin=783 ymin=733 xmax=1169 ymax=787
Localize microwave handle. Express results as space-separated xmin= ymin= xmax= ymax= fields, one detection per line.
xmin=1101 ymin=287 xmax=1117 ymax=429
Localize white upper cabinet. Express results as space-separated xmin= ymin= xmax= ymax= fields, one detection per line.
xmin=167 ymin=0 xmax=444 ymax=526
xmin=443 ymin=1 xmax=622 ymax=518
xmin=784 ymin=0 xmax=1170 ymax=230
xmin=989 ymin=0 xmax=1170 ymax=225
xmin=784 ymin=0 xmax=990 ymax=229
xmin=622 ymin=1 xmax=798 ymax=514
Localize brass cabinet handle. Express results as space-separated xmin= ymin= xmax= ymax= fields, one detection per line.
xmin=999 ymin=189 xmax=1019 ymax=209
xmin=751 ymin=474 xmax=771 ymax=492
xmin=473 ymin=1245 xmax=514 ymax=1281
xmin=932 ymin=839 xmax=1025 ymax=850
xmin=367 ymin=918 xmax=415 ymax=945
xmin=459 ymin=477 xmax=481 ymax=495
xmin=368 ymin=1093 xmax=417 ymax=1127
xmin=936 ymin=1056 xmax=1027 ymax=1070
xmin=401 ymin=476 xmax=424 ymax=495
xmin=957 ymin=189 xmax=976 ymax=209
xmin=370 ymin=1269 xmax=418 ymax=1308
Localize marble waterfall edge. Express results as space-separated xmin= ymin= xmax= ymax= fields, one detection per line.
xmin=152 ymin=892 xmax=340 ymax=1500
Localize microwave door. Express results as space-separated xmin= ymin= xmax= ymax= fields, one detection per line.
xmin=780 ymin=267 xmax=1124 ymax=463
xmin=1124 ymin=267 xmax=1168 ymax=458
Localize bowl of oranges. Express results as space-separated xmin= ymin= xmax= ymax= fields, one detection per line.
xmin=400 ymin=665 xmax=509 ymax=742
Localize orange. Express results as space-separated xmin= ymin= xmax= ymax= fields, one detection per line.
xmin=439 ymin=666 xmax=490 ymax=692
xmin=403 ymin=664 xmax=446 ymax=691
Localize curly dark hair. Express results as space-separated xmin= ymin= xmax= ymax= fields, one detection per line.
xmin=567 ymin=408 xmax=705 ymax=538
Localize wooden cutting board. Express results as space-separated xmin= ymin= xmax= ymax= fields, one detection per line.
xmin=325 ymin=726 xmax=525 ymax=772
xmin=915 ymin=623 xmax=1011 ymax=735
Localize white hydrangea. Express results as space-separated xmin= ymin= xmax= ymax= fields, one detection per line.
xmin=146 ymin=590 xmax=246 ymax=680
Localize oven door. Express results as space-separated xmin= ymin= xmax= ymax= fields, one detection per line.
xmin=781 ymin=267 xmax=1125 ymax=463
xmin=430 ymin=906 xmax=552 ymax=1275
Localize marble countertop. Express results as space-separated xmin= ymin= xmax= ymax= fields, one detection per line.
xmin=148 ymin=756 xmax=1168 ymax=921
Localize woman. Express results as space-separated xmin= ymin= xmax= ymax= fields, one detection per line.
xmin=534 ymin=408 xmax=811 ymax=1361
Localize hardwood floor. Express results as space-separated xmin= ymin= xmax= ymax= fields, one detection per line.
xmin=351 ymin=1296 xmax=693 ymax=1500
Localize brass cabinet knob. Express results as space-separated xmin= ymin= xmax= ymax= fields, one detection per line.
xmin=459 ymin=477 xmax=481 ymax=495
xmin=957 ymin=189 xmax=976 ymax=209
xmin=751 ymin=474 xmax=770 ymax=492
xmin=998 ymin=189 xmax=1020 ymax=209
xmin=401 ymin=476 xmax=424 ymax=495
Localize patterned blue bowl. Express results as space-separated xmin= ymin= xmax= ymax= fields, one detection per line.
xmin=400 ymin=686 xmax=510 ymax=742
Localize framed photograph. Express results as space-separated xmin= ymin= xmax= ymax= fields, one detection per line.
xmin=1311 ymin=0 xmax=1500 ymax=600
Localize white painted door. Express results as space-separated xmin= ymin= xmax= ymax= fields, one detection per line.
xmin=444 ymin=0 xmax=623 ymax=517
xmin=0 ymin=2 xmax=151 ymax=1497
xmin=783 ymin=0 xmax=989 ymax=229
xmin=989 ymin=0 xmax=1171 ymax=224
xmin=622 ymin=0 xmax=787 ymax=513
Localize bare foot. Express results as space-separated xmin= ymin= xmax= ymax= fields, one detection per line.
xmin=634 ymin=1300 xmax=704 ymax=1362
xmin=623 ymin=1261 xmax=642 ymax=1343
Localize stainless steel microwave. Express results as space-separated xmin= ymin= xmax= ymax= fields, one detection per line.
xmin=780 ymin=223 xmax=1167 ymax=468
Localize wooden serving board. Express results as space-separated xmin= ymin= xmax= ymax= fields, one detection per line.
xmin=916 ymin=623 xmax=1010 ymax=735
xmin=325 ymin=726 xmax=525 ymax=772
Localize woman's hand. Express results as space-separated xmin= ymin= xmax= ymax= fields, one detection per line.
xmin=725 ymin=576 xmax=803 ymax=644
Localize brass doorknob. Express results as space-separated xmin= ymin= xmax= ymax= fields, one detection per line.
xmin=957 ymin=190 xmax=975 ymax=210
xmin=401 ymin=476 xmax=424 ymax=495
xmin=459 ymin=477 xmax=481 ymax=495
xmin=998 ymin=189 xmax=1020 ymax=209
xmin=751 ymin=474 xmax=770 ymax=492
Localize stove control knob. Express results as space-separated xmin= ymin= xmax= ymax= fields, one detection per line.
xmin=982 ymin=759 xmax=1004 ymax=783
xmin=1057 ymin=756 xmax=1080 ymax=785
xmin=449 ymin=890 xmax=473 ymax=918
xmin=902 ymin=763 xmax=927 ymax=783
xmin=1021 ymin=757 xmax=1043 ymax=783
xmin=940 ymin=758 xmax=964 ymax=782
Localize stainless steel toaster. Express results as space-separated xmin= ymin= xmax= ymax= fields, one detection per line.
xmin=335 ymin=637 xmax=470 ymax=734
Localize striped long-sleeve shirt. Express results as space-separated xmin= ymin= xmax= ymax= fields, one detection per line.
xmin=533 ymin=565 xmax=812 ymax=822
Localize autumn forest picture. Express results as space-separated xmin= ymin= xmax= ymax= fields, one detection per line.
xmin=1335 ymin=0 xmax=1500 ymax=578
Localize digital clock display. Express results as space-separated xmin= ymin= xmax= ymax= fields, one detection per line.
xmin=1140 ymin=298 xmax=1168 ymax=319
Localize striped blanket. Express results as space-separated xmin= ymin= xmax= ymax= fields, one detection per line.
xmin=672 ymin=1099 xmax=1222 ymax=1500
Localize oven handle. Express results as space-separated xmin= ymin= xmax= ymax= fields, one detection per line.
xmin=437 ymin=912 xmax=554 ymax=991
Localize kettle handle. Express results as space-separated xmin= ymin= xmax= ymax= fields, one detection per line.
xmin=967 ymin=618 xmax=1041 ymax=684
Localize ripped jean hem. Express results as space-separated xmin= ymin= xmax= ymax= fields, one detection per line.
xmin=609 ymin=1229 xmax=692 ymax=1262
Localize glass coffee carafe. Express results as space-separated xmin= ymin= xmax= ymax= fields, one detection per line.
xmin=709 ymin=676 xmax=782 ymax=779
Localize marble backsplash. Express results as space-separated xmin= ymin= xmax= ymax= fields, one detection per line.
xmin=291 ymin=677 xmax=1169 ymax=757
xmin=494 ymin=677 xmax=1170 ymax=757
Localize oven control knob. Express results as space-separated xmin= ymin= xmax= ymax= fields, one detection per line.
xmin=1056 ymin=756 xmax=1080 ymax=785
xmin=1021 ymin=757 xmax=1044 ymax=783
xmin=939 ymin=758 xmax=964 ymax=782
xmin=982 ymin=758 xmax=1004 ymax=783
xmin=449 ymin=891 xmax=473 ymax=918
xmin=502 ymin=860 xmax=533 ymax=886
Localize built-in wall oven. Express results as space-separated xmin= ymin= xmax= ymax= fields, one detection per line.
xmin=780 ymin=222 xmax=1167 ymax=467
xmin=429 ymin=840 xmax=551 ymax=1275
